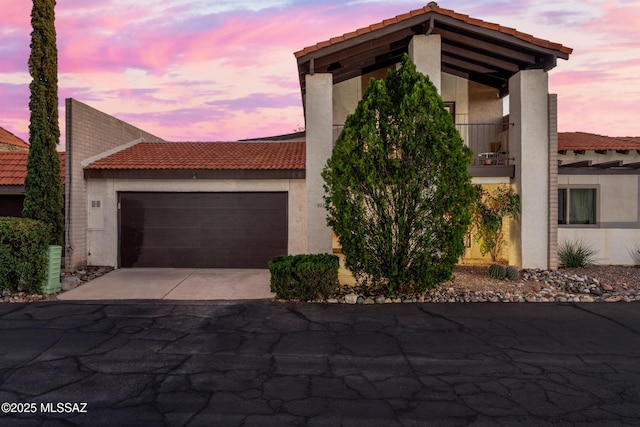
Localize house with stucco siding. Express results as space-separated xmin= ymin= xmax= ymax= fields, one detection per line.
xmin=66 ymin=2 xmax=574 ymax=271
xmin=43 ymin=2 xmax=640 ymax=271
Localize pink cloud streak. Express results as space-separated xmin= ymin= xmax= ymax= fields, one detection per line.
xmin=0 ymin=0 xmax=639 ymax=143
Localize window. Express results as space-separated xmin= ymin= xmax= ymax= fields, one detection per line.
xmin=558 ymin=188 xmax=597 ymax=225
xmin=444 ymin=102 xmax=455 ymax=123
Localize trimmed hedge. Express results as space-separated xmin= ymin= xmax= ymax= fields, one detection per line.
xmin=269 ymin=254 xmax=339 ymax=301
xmin=0 ymin=217 xmax=51 ymax=293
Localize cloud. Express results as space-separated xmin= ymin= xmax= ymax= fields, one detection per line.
xmin=2 ymin=0 xmax=640 ymax=142
xmin=550 ymin=70 xmax=613 ymax=85
xmin=206 ymin=93 xmax=301 ymax=112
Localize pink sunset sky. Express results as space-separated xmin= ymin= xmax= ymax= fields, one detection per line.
xmin=1 ymin=0 xmax=639 ymax=145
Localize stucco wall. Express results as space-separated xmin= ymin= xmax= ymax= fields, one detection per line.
xmin=558 ymin=229 xmax=640 ymax=265
xmin=333 ymin=78 xmax=361 ymax=128
xmin=65 ymin=98 xmax=162 ymax=270
xmin=468 ymin=81 xmax=501 ymax=124
xmin=508 ymin=70 xmax=550 ymax=269
xmin=86 ymin=179 xmax=307 ymax=267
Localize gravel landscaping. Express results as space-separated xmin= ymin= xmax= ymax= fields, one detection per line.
xmin=325 ymin=265 xmax=640 ymax=304
xmin=1 ymin=266 xmax=113 ymax=303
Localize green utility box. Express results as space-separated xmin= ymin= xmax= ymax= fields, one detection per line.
xmin=42 ymin=245 xmax=62 ymax=294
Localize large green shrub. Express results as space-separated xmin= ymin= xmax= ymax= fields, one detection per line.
xmin=322 ymin=54 xmax=475 ymax=296
xmin=269 ymin=254 xmax=339 ymax=301
xmin=0 ymin=217 xmax=51 ymax=292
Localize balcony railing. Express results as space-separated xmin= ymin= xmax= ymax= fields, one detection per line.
xmin=333 ymin=120 xmax=512 ymax=165
xmin=456 ymin=121 xmax=513 ymax=166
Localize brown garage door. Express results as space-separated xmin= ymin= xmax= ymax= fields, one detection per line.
xmin=119 ymin=192 xmax=288 ymax=268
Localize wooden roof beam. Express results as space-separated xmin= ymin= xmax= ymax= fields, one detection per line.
xmin=432 ymin=28 xmax=536 ymax=64
xmin=593 ymin=160 xmax=623 ymax=169
xmin=559 ymin=160 xmax=593 ymax=168
xmin=441 ymin=43 xmax=520 ymax=72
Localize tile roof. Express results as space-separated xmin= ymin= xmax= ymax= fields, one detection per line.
xmin=0 ymin=151 xmax=65 ymax=186
xmin=558 ymin=132 xmax=640 ymax=152
xmin=84 ymin=141 xmax=306 ymax=171
xmin=0 ymin=127 xmax=29 ymax=150
xmin=295 ymin=2 xmax=572 ymax=58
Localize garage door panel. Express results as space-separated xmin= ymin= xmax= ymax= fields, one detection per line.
xmin=119 ymin=192 xmax=288 ymax=268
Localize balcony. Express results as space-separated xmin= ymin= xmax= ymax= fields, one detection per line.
xmin=332 ymin=118 xmax=514 ymax=178
xmin=456 ymin=118 xmax=515 ymax=178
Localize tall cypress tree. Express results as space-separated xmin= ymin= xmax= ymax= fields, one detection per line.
xmin=23 ymin=0 xmax=64 ymax=246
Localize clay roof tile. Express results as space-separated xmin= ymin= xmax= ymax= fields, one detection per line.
xmin=84 ymin=142 xmax=305 ymax=171
xmin=0 ymin=151 xmax=65 ymax=186
xmin=294 ymin=3 xmax=572 ymax=59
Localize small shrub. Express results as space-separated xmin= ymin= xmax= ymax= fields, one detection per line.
xmin=472 ymin=185 xmax=520 ymax=263
xmin=269 ymin=254 xmax=339 ymax=301
xmin=505 ymin=266 xmax=519 ymax=281
xmin=488 ymin=264 xmax=506 ymax=280
xmin=0 ymin=217 xmax=51 ymax=292
xmin=628 ymin=244 xmax=640 ymax=266
xmin=558 ymin=239 xmax=597 ymax=268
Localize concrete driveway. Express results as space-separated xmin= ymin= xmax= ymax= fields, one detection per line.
xmin=56 ymin=268 xmax=274 ymax=301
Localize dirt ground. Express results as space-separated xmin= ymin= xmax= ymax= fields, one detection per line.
xmin=449 ymin=264 xmax=640 ymax=294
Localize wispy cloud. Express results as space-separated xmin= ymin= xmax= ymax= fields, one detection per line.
xmin=1 ymin=0 xmax=639 ymax=142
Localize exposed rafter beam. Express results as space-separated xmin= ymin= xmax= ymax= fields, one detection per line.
xmin=432 ymin=28 xmax=536 ymax=64
xmin=593 ymin=160 xmax=623 ymax=168
xmin=441 ymin=43 xmax=520 ymax=72
xmin=559 ymin=160 xmax=592 ymax=168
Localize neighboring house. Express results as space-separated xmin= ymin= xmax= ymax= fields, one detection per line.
xmin=0 ymin=126 xmax=30 ymax=216
xmin=0 ymin=150 xmax=65 ymax=217
xmin=62 ymin=3 xmax=637 ymax=271
xmin=0 ymin=126 xmax=29 ymax=151
xmin=557 ymin=132 xmax=640 ymax=264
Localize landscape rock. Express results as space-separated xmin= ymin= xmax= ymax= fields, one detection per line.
xmin=344 ymin=293 xmax=358 ymax=304
xmin=61 ymin=276 xmax=82 ymax=292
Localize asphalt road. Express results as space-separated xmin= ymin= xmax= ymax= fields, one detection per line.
xmin=1 ymin=301 xmax=639 ymax=426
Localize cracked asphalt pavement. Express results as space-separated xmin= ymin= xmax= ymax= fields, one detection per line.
xmin=1 ymin=301 xmax=639 ymax=426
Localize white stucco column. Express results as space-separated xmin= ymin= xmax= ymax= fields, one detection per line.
xmin=305 ymin=73 xmax=333 ymax=254
xmin=409 ymin=34 xmax=441 ymax=94
xmin=508 ymin=70 xmax=550 ymax=269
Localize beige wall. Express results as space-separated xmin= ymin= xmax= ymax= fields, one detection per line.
xmin=305 ymin=73 xmax=334 ymax=254
xmin=85 ymin=179 xmax=306 ymax=267
xmin=65 ymin=98 xmax=162 ymax=270
xmin=468 ymin=81 xmax=501 ymax=124
xmin=508 ymin=70 xmax=550 ymax=269
xmin=559 ymin=229 xmax=640 ymax=265
xmin=333 ymin=78 xmax=361 ymax=128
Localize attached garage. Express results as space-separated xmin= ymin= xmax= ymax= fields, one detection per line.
xmin=82 ymin=140 xmax=306 ymax=270
xmin=119 ymin=191 xmax=288 ymax=268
